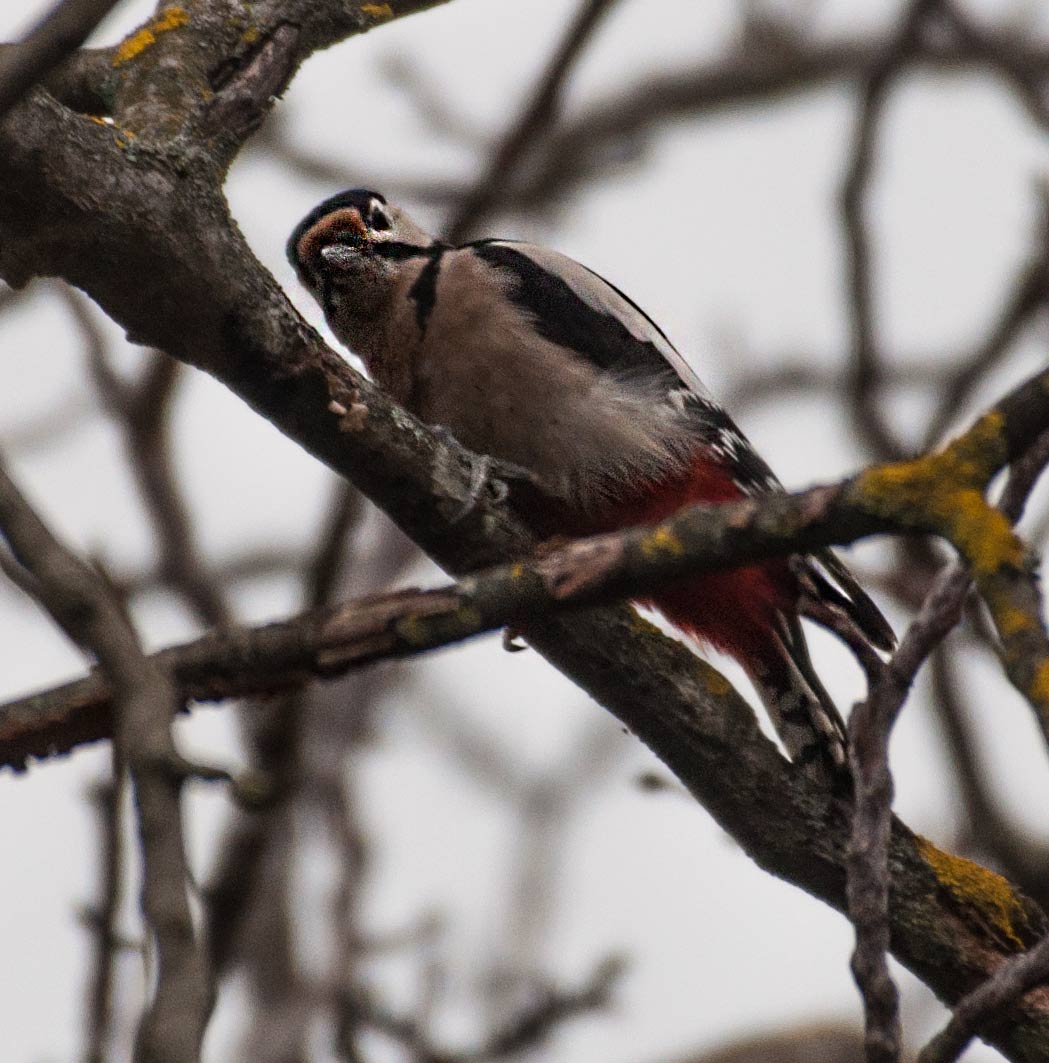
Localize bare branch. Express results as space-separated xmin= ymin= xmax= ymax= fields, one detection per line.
xmin=3 ymin=369 xmax=1049 ymax=769
xmin=342 ymin=957 xmax=624 ymax=1063
xmin=845 ymin=427 xmax=1049 ymax=1063
xmin=918 ymin=931 xmax=1049 ymax=1063
xmin=922 ymin=250 xmax=1049 ymax=449
xmin=3 ymin=4 xmax=1049 ymax=1057
xmin=0 ymin=0 xmax=123 ymax=121
xmin=82 ymin=754 xmax=124 ymax=1063
xmin=0 ymin=455 xmax=210 ymax=1062
xmin=840 ymin=0 xmax=940 ymax=465
xmin=445 ymin=0 xmax=619 ymax=242
xmin=940 ymin=2 xmax=1049 ymax=131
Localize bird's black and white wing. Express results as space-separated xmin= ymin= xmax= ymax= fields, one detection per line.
xmin=465 ymin=239 xmax=780 ymax=496
xmin=464 ymin=238 xmax=895 ymax=653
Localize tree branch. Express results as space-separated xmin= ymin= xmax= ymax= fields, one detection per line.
xmin=918 ymin=930 xmax=1049 ymax=1063
xmin=445 ymin=0 xmax=619 ymax=242
xmin=0 ymin=0 xmax=122 ymax=120
xmin=845 ymin=426 xmax=1049 ymax=1063
xmin=0 ymin=455 xmax=210 ymax=1061
xmin=2 ymin=381 xmax=1046 ymax=769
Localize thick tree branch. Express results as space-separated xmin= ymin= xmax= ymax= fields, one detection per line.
xmin=4 ymin=377 xmax=1048 ymax=768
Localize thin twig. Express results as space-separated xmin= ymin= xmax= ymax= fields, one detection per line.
xmin=724 ymin=360 xmax=943 ymax=414
xmin=922 ymin=256 xmax=1049 ymax=449
xmin=0 ymin=0 xmax=123 ymax=120
xmin=917 ymin=931 xmax=1049 ymax=1063
xmin=342 ymin=957 xmax=623 ymax=1063
xmin=940 ymin=1 xmax=1049 ymax=132
xmin=445 ymin=0 xmax=619 ymax=241
xmin=840 ymin=0 xmax=939 ymax=463
xmin=845 ymin=428 xmax=1049 ymax=1063
xmin=83 ymin=749 xmax=124 ymax=1063
xmin=68 ymin=289 xmax=230 ymax=628
xmin=0 ymin=454 xmax=211 ymax=1062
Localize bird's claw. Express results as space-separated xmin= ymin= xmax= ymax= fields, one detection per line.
xmin=432 ymin=426 xmax=540 ymax=523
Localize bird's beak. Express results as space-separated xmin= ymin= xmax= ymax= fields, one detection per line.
xmin=296 ymin=206 xmax=370 ymax=275
xmin=320 ymin=243 xmax=359 ymax=269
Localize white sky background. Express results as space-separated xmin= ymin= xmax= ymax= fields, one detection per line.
xmin=1 ymin=0 xmax=1049 ymax=1060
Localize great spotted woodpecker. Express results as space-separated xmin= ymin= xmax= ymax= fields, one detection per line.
xmin=288 ymin=189 xmax=895 ymax=779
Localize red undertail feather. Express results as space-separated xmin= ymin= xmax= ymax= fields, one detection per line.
xmin=590 ymin=452 xmax=850 ymax=778
xmin=596 ymin=456 xmax=794 ymax=668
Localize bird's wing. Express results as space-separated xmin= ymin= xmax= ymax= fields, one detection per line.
xmin=467 ymin=238 xmax=895 ymax=652
xmin=466 ymin=239 xmax=781 ymax=497
xmin=465 ymin=240 xmax=708 ymax=393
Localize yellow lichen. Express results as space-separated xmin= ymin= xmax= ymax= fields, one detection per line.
xmin=698 ymin=663 xmax=732 ymax=696
xmin=943 ymin=410 xmax=1008 ymax=478
xmin=1029 ymin=660 xmax=1049 ymax=706
xmin=855 ymin=411 xmax=1022 ymax=577
xmin=242 ymin=26 xmax=260 ymax=43
xmin=640 ymin=525 xmax=684 ymax=560
xmin=992 ymin=601 xmax=1037 ymax=639
xmin=944 ymin=490 xmax=1024 ymax=577
xmin=916 ymin=835 xmax=1026 ymax=949
xmin=112 ymin=7 xmax=189 ymax=67
xmin=361 ymin=2 xmax=394 ymax=18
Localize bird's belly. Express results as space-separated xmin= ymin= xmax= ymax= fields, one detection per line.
xmin=412 ymin=350 xmax=691 ymax=508
xmin=412 ymin=356 xmax=587 ymax=490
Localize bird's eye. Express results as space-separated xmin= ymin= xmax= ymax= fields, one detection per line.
xmin=370 ymin=209 xmax=391 ymax=232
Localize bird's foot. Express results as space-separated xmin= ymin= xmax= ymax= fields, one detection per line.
xmin=431 ymin=426 xmax=542 ymax=523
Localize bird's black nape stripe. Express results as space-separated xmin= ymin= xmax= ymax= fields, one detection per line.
xmin=469 ymin=242 xmax=677 ymax=381
xmin=408 ymin=248 xmax=446 ymax=335
xmin=368 ymin=240 xmax=445 ymax=261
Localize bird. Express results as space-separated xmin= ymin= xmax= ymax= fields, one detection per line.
xmin=287 ymin=188 xmax=895 ymax=780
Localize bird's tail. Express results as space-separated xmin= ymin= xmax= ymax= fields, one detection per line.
xmin=743 ymin=614 xmax=848 ymax=785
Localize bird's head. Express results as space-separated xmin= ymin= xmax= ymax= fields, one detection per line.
xmin=287 ymin=189 xmax=435 ymax=336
